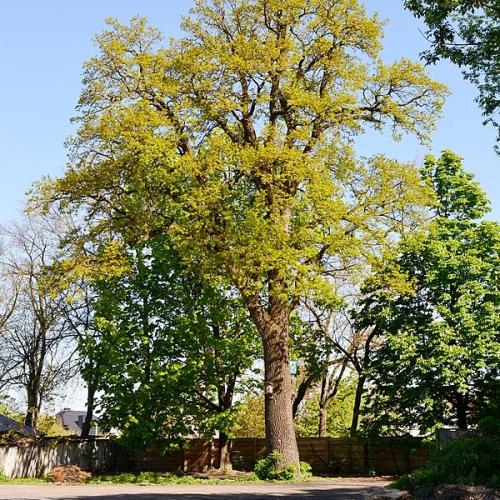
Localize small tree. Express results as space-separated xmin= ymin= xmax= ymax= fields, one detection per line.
xmin=94 ymin=237 xmax=259 ymax=470
xmin=0 ymin=217 xmax=77 ymax=430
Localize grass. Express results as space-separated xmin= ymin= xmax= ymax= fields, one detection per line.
xmin=87 ymin=471 xmax=262 ymax=485
xmin=0 ymin=474 xmax=49 ymax=485
xmin=0 ymin=470 xmax=327 ymax=486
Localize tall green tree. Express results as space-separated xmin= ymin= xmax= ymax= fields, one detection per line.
xmin=358 ymin=150 xmax=499 ymax=434
xmin=404 ymin=0 xmax=500 ymax=149
xmin=93 ymin=237 xmax=259 ymax=470
xmin=37 ymin=0 xmax=446 ymax=469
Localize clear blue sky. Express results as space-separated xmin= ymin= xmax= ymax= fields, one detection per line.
xmin=1 ymin=0 xmax=498 ymax=225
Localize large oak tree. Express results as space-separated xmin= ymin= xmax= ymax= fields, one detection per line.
xmin=37 ymin=0 xmax=446 ymax=470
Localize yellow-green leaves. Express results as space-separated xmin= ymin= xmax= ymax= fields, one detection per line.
xmin=37 ymin=0 xmax=447 ymax=314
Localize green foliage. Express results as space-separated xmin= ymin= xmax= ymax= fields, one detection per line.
xmin=299 ymin=461 xmax=313 ymax=479
xmin=295 ymin=377 xmax=356 ymax=437
xmin=36 ymin=0 xmax=444 ymax=338
xmin=0 ymin=473 xmax=48 ymax=485
xmin=93 ymin=236 xmax=260 ymax=450
xmin=233 ymin=394 xmax=265 ymax=438
xmin=36 ymin=415 xmax=72 ymax=437
xmin=35 ymin=0 xmax=447 ymax=466
xmin=254 ymin=452 xmax=310 ymax=480
xmin=0 ymin=400 xmax=22 ymax=423
xmin=478 ymin=416 xmax=500 ymax=437
xmin=358 ymin=150 xmax=500 ymax=434
xmin=88 ymin=471 xmax=259 ymax=485
xmin=254 ymin=452 xmax=293 ymax=480
xmin=404 ymin=0 xmax=499 ymax=149
xmin=393 ymin=437 xmax=500 ymax=492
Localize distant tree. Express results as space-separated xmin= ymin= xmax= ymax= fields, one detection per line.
xmin=358 ymin=150 xmax=499 ymax=434
xmin=0 ymin=217 xmax=77 ymax=430
xmin=61 ymin=280 xmax=103 ymax=438
xmin=37 ymin=0 xmax=446 ymax=470
xmin=36 ymin=414 xmax=73 ymax=437
xmin=404 ymin=0 xmax=500 ymax=150
xmin=292 ymin=293 xmax=381 ymax=437
xmin=0 ymin=257 xmax=20 ymax=393
xmin=295 ymin=376 xmax=356 ymax=437
xmin=290 ymin=308 xmax=350 ymax=437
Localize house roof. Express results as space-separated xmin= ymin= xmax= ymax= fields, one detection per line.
xmin=57 ymin=410 xmax=99 ymax=436
xmin=0 ymin=414 xmax=35 ymax=436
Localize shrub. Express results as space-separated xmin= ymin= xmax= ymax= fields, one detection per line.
xmin=254 ymin=452 xmax=311 ymax=480
xmin=299 ymin=461 xmax=313 ymax=479
xmin=49 ymin=465 xmax=91 ymax=484
xmin=478 ymin=416 xmax=500 ymax=437
xmin=392 ymin=436 xmax=500 ymax=494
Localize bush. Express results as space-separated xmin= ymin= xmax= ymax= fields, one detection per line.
xmin=478 ymin=416 xmax=500 ymax=437
xmin=299 ymin=461 xmax=313 ymax=478
xmin=392 ymin=437 xmax=500 ymax=494
xmin=254 ymin=452 xmax=311 ymax=480
xmin=49 ymin=465 xmax=91 ymax=484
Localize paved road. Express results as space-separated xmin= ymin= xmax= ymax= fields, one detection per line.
xmin=0 ymin=479 xmax=393 ymax=499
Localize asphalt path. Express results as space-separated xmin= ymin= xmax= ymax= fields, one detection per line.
xmin=0 ymin=479 xmax=393 ymax=499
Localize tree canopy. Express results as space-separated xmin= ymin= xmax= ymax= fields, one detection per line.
xmin=93 ymin=237 xmax=259 ymax=457
xmin=359 ymin=150 xmax=499 ymax=434
xmin=35 ymin=0 xmax=447 ymax=470
xmin=404 ymin=0 xmax=500 ymax=150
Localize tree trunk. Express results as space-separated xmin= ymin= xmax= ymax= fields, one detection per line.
xmin=218 ymin=432 xmax=233 ymax=472
xmin=350 ymin=374 xmax=365 ymax=437
xmin=456 ymin=393 xmax=468 ymax=430
xmin=318 ymin=375 xmax=328 ymax=437
xmin=318 ymin=404 xmax=328 ymax=437
xmin=24 ymin=392 xmax=38 ymax=430
xmin=262 ymin=330 xmax=300 ymax=471
xmin=25 ymin=377 xmax=40 ymax=430
xmin=81 ymin=384 xmax=96 ymax=438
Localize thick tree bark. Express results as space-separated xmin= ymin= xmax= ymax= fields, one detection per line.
xmin=81 ymin=384 xmax=96 ymax=438
xmin=245 ymin=282 xmax=300 ymax=472
xmin=262 ymin=328 xmax=300 ymax=471
xmin=218 ymin=432 xmax=233 ymax=472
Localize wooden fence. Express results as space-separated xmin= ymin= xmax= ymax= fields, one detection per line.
xmin=0 ymin=437 xmax=429 ymax=479
xmin=117 ymin=437 xmax=430 ymax=476
xmin=0 ymin=438 xmax=115 ymax=479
